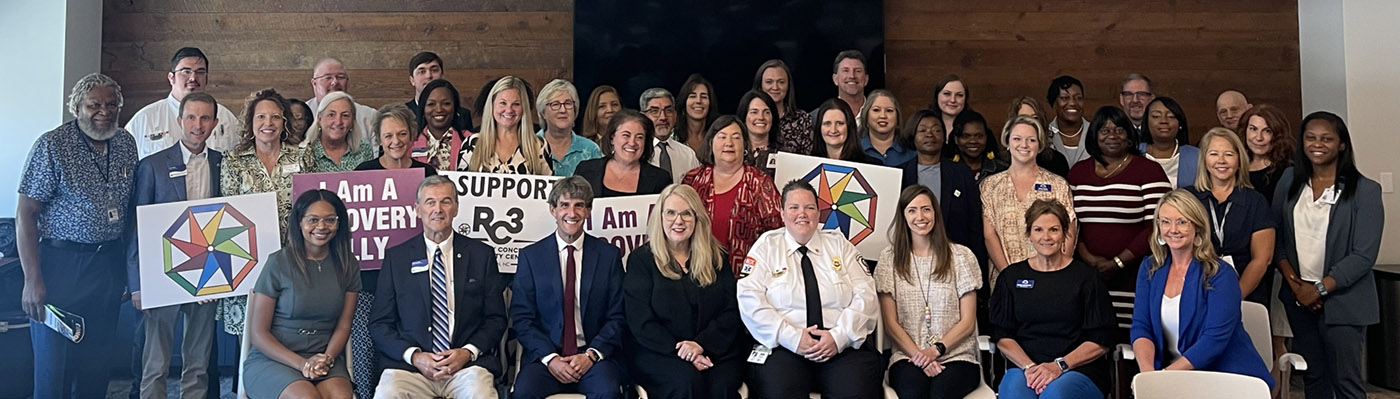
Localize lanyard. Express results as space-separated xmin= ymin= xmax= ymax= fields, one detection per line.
xmin=1209 ymin=201 xmax=1232 ymax=245
xmin=89 ymin=139 xmax=112 ymax=183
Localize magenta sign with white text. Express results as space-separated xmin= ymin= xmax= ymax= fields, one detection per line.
xmin=293 ymin=169 xmax=425 ymax=270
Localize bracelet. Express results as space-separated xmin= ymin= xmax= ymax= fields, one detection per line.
xmin=1112 ymin=256 xmax=1125 ymax=269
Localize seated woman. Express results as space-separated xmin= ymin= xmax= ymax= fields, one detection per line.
xmin=1130 ymin=189 xmax=1275 ymax=386
xmin=946 ymin=109 xmax=1008 ymax=181
xmin=876 ymin=185 xmax=982 ymax=399
xmin=1139 ymin=97 xmax=1199 ymax=189
xmin=244 ymin=189 xmax=361 ymax=399
xmin=681 ymin=115 xmax=782 ymax=274
xmin=991 ymin=199 xmax=1114 ymax=399
xmin=810 ymin=98 xmax=878 ymax=164
xmin=574 ymin=109 xmax=672 ymax=197
xmin=355 ymin=103 xmax=438 ymax=176
xmin=624 ymin=184 xmax=745 ymax=399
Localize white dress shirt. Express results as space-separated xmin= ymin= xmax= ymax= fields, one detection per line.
xmin=649 ymin=138 xmax=700 ymax=183
xmin=1161 ymin=293 xmax=1182 ymax=358
xmin=306 ymin=97 xmax=380 ymax=150
xmin=737 ymin=228 xmax=878 ymax=353
xmin=176 ymin=143 xmax=212 ymax=200
xmin=540 ymin=233 xmax=602 ymax=365
xmin=1293 ymin=183 xmax=1333 ymax=282
xmin=402 ymin=235 xmax=480 ymax=363
xmin=125 ymin=95 xmax=244 ymax=159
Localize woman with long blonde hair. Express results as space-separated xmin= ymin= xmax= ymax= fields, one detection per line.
xmin=457 ymin=76 xmax=552 ymax=174
xmin=623 ymin=184 xmax=744 ymax=399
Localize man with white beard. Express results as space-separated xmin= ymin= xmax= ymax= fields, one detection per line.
xmin=18 ymin=73 xmax=139 ymax=399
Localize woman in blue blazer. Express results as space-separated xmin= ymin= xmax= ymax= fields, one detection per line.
xmin=1130 ymin=189 xmax=1273 ymax=387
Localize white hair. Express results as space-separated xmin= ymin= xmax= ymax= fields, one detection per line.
xmin=303 ymin=91 xmax=363 ymax=147
xmin=535 ymin=79 xmax=580 ymax=121
xmin=67 ymin=73 xmax=123 ymax=119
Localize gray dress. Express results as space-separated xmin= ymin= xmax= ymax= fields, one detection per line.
xmin=243 ymin=249 xmax=362 ymax=399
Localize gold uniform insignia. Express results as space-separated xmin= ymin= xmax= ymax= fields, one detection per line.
xmin=832 ymin=257 xmax=842 ymax=271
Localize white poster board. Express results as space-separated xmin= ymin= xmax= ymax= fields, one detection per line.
xmin=587 ymin=194 xmax=658 ymax=264
xmin=135 ymin=192 xmax=280 ymax=310
xmin=773 ymin=152 xmax=902 ymax=260
xmin=440 ymin=171 xmax=561 ymax=273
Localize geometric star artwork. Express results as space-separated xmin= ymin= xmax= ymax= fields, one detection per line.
xmin=161 ymin=202 xmax=259 ymax=296
xmin=800 ymin=163 xmax=878 ymax=245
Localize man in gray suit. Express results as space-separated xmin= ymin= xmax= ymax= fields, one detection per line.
xmin=127 ymin=92 xmax=225 ymax=399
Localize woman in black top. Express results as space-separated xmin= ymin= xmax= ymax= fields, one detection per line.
xmin=1185 ymin=128 xmax=1275 ymax=305
xmin=947 ymin=110 xmax=1009 ymax=180
xmin=624 ymin=184 xmax=744 ymax=399
xmin=354 ymin=103 xmax=438 ymax=177
xmin=574 ymin=109 xmax=672 ymax=197
xmin=810 ymin=98 xmax=880 ymax=164
xmin=1238 ymin=104 xmax=1293 ymax=204
xmin=990 ymin=199 xmax=1114 ymax=399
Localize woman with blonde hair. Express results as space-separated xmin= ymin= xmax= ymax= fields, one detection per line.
xmin=1185 ymin=128 xmax=1275 ymax=304
xmin=1006 ymin=97 xmax=1070 ymax=176
xmin=623 ymin=184 xmax=745 ymax=399
xmin=980 ymin=115 xmax=1077 ymax=288
xmin=457 ymin=76 xmax=552 ymax=174
xmin=1129 ymin=189 xmax=1273 ymax=386
xmin=304 ymin=91 xmax=376 ymax=172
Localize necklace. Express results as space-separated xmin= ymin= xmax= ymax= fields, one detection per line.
xmin=912 ymin=253 xmax=939 ymax=347
xmin=1149 ymin=142 xmax=1179 ymax=159
xmin=1053 ymin=122 xmax=1082 ymax=139
xmin=310 ymin=257 xmax=326 ymax=272
xmin=1102 ymin=156 xmax=1131 ymax=177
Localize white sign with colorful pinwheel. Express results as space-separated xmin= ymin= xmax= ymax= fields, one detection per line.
xmin=773 ymin=152 xmax=902 ymax=260
xmin=135 ymin=192 xmax=281 ymax=310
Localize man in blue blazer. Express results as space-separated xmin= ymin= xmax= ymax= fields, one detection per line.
xmin=510 ymin=176 xmax=627 ymax=399
xmin=126 ymin=92 xmax=224 ymax=399
xmin=369 ymin=175 xmax=506 ymax=398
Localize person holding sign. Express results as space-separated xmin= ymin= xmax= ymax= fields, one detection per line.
xmin=737 ymin=180 xmax=881 ymax=399
xmin=243 ymin=190 xmax=361 ymax=399
xmin=575 ymin=108 xmax=672 ymax=198
xmin=128 ymin=92 xmax=225 ymax=399
xmin=510 ymin=176 xmax=627 ymax=399
xmin=457 ymin=76 xmax=553 ymax=175
xmin=356 ymin=103 xmax=438 ymax=177
xmin=682 ymin=115 xmax=782 ymax=276
xmin=369 ymin=175 xmax=505 ymax=398
xmin=623 ymin=184 xmax=745 ymax=399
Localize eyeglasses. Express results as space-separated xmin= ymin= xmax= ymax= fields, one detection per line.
xmin=643 ymin=106 xmax=676 ymax=117
xmin=303 ymin=216 xmax=340 ymax=226
xmin=172 ymin=68 xmax=209 ymax=78
xmin=545 ymin=100 xmax=576 ymax=111
xmin=313 ymin=74 xmax=349 ymax=83
xmin=1119 ymin=91 xmax=1153 ymax=100
xmin=662 ymin=209 xmax=696 ymax=221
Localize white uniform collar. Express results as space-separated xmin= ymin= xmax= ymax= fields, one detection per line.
xmin=783 ymin=228 xmax=823 ymax=256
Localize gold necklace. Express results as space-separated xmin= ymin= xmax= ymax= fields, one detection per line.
xmin=1103 ymin=156 xmax=1130 ymax=177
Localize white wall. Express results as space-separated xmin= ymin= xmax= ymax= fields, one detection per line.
xmin=0 ymin=0 xmax=102 ymax=216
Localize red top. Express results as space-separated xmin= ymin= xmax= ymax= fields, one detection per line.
xmin=682 ymin=165 xmax=783 ymax=275
xmin=711 ymin=186 xmax=740 ymax=247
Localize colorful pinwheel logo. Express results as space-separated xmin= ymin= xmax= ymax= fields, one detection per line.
xmin=801 ymin=163 xmax=878 ymax=244
xmin=161 ymin=203 xmax=259 ymax=296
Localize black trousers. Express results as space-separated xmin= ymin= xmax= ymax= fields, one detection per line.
xmin=748 ymin=344 xmax=882 ymax=399
xmin=631 ymin=350 xmax=745 ymax=399
xmin=1285 ymin=300 xmax=1367 ymax=399
xmin=887 ymin=359 xmax=979 ymax=399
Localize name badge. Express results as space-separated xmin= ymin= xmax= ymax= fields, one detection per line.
xmin=106 ymin=207 xmax=121 ymax=222
xmin=1034 ymin=183 xmax=1052 ymax=192
xmin=409 ymin=258 xmax=430 ymax=273
xmin=281 ymin=164 xmax=301 ymax=174
xmin=1016 ymin=279 xmax=1034 ymax=289
xmin=953 ymin=189 xmax=962 ymax=198
xmin=168 ymin=169 xmax=188 ymax=178
xmin=1319 ymin=187 xmax=1338 ymax=205
xmin=747 ymin=344 xmax=772 ymax=364
xmin=766 ymin=154 xmax=778 ymax=168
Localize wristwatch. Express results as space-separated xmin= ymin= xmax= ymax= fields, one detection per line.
xmin=932 ymin=341 xmax=947 ymax=356
xmin=1314 ymin=280 xmax=1329 ymax=296
xmin=1055 ymin=357 xmax=1069 ymax=372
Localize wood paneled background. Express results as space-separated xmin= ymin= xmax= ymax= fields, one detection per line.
xmin=104 ymin=0 xmax=1300 ymax=143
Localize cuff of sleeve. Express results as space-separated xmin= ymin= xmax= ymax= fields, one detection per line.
xmin=777 ymin=324 xmax=802 ymax=352
xmin=832 ymin=330 xmax=851 ymax=351
xmin=403 ymin=347 xmax=420 ymax=365
xmin=463 ymin=344 xmax=480 ymax=361
xmin=541 ymin=353 xmax=559 ymax=366
xmin=587 ymin=348 xmax=604 ymax=361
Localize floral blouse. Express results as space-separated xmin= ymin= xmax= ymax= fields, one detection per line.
xmin=682 ymin=165 xmax=782 ymax=274
xmin=308 ymin=139 xmax=376 ymax=172
xmin=217 ymin=143 xmax=315 ymax=335
xmin=777 ymin=109 xmax=814 ymax=155
xmin=413 ymin=127 xmax=470 ymax=171
xmin=874 ymin=244 xmax=982 ymax=366
xmin=455 ymin=134 xmax=553 ymax=175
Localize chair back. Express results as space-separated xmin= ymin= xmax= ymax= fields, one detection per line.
xmin=1240 ymin=302 xmax=1273 ymax=372
xmin=1132 ymin=370 xmax=1270 ymax=399
xmin=1109 ymin=290 xmax=1135 ymax=329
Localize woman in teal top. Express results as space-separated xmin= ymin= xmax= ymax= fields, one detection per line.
xmin=244 ymin=189 xmax=361 ymax=399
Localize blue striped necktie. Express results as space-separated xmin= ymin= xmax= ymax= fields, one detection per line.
xmin=431 ymin=247 xmax=450 ymax=352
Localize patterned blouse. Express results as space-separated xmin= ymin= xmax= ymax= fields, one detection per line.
xmin=412 ymin=126 xmax=470 ymax=171
xmin=744 ymin=145 xmax=780 ymax=177
xmin=874 ymin=244 xmax=982 ymax=366
xmin=308 ymin=139 xmax=376 ymax=172
xmin=217 ymin=143 xmax=315 ymax=334
xmin=777 ymin=109 xmax=814 ymax=155
xmin=979 ymin=167 xmax=1076 ymax=286
xmin=682 ymin=165 xmax=782 ymax=274
xmin=455 ymin=134 xmax=553 ymax=175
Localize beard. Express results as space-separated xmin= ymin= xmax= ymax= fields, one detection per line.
xmin=77 ymin=117 xmax=120 ymax=141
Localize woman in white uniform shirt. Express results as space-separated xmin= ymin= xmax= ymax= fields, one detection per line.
xmin=737 ymin=179 xmax=880 ymax=399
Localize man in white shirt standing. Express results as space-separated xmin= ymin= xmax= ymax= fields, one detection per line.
xmin=640 ymin=88 xmax=699 ymax=182
xmin=307 ymin=57 xmax=379 ymax=150
xmin=124 ymin=47 xmax=244 ymax=158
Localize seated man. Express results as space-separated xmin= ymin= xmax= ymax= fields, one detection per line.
xmin=369 ymin=175 xmax=505 ymax=398
xmin=510 ymin=176 xmax=626 ymax=399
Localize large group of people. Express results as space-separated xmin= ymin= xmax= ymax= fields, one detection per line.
xmin=15 ymin=45 xmax=1385 ymax=399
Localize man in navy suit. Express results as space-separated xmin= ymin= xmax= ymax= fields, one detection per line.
xmin=126 ymin=92 xmax=224 ymax=399
xmin=510 ymin=176 xmax=626 ymax=399
xmin=369 ymin=175 xmax=506 ymax=398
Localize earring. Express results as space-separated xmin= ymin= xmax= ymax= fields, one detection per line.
xmin=1156 ymin=235 xmax=1166 ymax=246
xmin=1194 ymin=237 xmax=1203 ymax=247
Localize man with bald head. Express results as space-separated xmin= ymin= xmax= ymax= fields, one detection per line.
xmin=309 ymin=57 xmax=379 ymax=149
xmin=1216 ymin=90 xmax=1252 ymax=131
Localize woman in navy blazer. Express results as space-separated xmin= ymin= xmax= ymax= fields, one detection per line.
xmin=1130 ymin=189 xmax=1273 ymax=386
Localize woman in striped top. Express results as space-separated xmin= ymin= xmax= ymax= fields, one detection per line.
xmin=1068 ymin=106 xmax=1171 ymax=291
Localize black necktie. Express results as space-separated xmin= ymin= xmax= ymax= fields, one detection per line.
xmin=798 ymin=246 xmax=823 ymax=329
xmin=657 ymin=141 xmax=673 ymax=175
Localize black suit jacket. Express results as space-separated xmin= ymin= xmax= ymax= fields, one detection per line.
xmin=898 ymin=158 xmax=988 ymax=264
xmin=369 ymin=233 xmax=506 ymax=376
xmin=573 ymin=157 xmax=673 ymax=198
xmin=622 ymin=244 xmax=743 ymax=360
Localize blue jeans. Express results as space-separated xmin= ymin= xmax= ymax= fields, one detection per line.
xmin=998 ymin=368 xmax=1103 ymax=399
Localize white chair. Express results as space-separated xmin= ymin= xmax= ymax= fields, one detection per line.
xmin=1131 ymin=370 xmax=1270 ymax=399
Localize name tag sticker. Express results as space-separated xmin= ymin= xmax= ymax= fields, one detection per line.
xmin=1016 ymin=279 xmax=1035 ymax=289
xmin=953 ymin=189 xmax=962 ymax=198
xmin=409 ymin=258 xmax=430 ymax=273
xmin=1319 ymin=187 xmax=1338 ymax=205
xmin=747 ymin=344 xmax=771 ymax=364
xmin=1034 ymin=183 xmax=1052 ymax=192
xmin=281 ymin=164 xmax=301 ymax=174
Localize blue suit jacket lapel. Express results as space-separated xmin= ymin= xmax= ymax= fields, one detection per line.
xmin=540 ymin=234 xmax=564 ymax=340
xmin=1178 ymin=261 xmax=1202 ymax=342
xmin=579 ymin=237 xmax=599 ymax=326
xmin=209 ymin=150 xmax=222 ymax=197
xmin=164 ymin=147 xmax=188 ymax=201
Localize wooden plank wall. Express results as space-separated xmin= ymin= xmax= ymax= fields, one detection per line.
xmin=884 ymin=0 xmax=1301 ymax=144
xmin=102 ymin=0 xmax=573 ymax=127
xmin=104 ymin=0 xmax=1300 ymax=143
